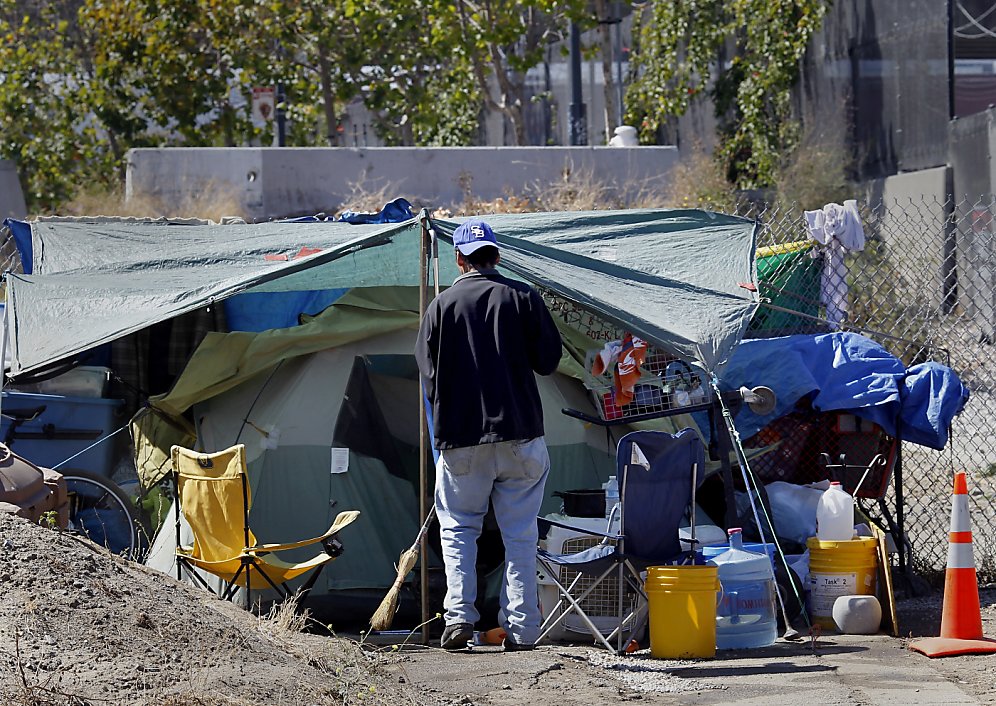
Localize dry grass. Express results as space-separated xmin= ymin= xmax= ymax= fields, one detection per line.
xmin=259 ymin=595 xmax=309 ymax=638
xmin=57 ymin=182 xmax=245 ymax=222
xmin=773 ymin=116 xmax=854 ymax=212
xmin=659 ymin=142 xmax=740 ymax=213
xmin=336 ymin=177 xmax=413 ymax=217
xmin=528 ymin=163 xmax=621 ymax=211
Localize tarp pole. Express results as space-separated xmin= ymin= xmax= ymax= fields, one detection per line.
xmin=418 ymin=219 xmax=431 ymax=645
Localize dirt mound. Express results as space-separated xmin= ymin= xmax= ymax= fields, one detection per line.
xmin=0 ymin=513 xmax=428 ymax=705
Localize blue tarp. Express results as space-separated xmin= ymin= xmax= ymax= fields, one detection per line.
xmin=720 ymin=332 xmax=969 ymax=450
xmin=5 ymin=219 xmax=33 ymax=273
xmin=223 ymin=289 xmax=347 ymax=332
xmin=336 ymin=197 xmax=413 ymax=224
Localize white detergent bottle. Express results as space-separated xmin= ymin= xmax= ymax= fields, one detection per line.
xmin=604 ymin=476 xmax=619 ymax=519
xmin=816 ymin=481 xmax=855 ymax=541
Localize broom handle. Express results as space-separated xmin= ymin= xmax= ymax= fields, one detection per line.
xmin=411 ymin=505 xmax=438 ymax=553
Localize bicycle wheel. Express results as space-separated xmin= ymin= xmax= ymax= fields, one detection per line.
xmin=60 ymin=469 xmax=143 ymax=560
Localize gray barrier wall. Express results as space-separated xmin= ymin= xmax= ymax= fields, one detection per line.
xmin=125 ymin=146 xmax=680 ymax=221
xmin=864 ymin=166 xmax=953 ymax=312
xmin=0 ymin=160 xmax=27 ymax=220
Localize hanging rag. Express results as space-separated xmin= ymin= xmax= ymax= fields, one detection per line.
xmin=804 ymin=200 xmax=865 ymax=329
xmin=590 ymin=339 xmax=623 ymax=377
xmin=613 ymin=333 xmax=648 ymax=406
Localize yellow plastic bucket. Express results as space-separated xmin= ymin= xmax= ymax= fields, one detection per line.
xmin=645 ymin=565 xmax=721 ymax=659
xmin=806 ymin=537 xmax=879 ymax=630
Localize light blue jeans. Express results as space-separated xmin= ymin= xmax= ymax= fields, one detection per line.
xmin=435 ymin=437 xmax=550 ymax=645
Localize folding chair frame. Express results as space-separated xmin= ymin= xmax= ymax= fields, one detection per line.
xmin=172 ymin=467 xmax=342 ymax=608
xmin=537 ymin=547 xmax=650 ymax=654
xmin=536 ymin=429 xmax=701 ymax=654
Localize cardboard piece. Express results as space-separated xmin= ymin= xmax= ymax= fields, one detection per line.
xmin=874 ymin=525 xmax=899 ymax=637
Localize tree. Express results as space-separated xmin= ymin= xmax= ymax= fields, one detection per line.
xmin=83 ymin=0 xmax=263 ymax=148
xmin=245 ymin=0 xmax=480 ymax=147
xmin=592 ymin=0 xmax=617 ymax=143
xmin=452 ymin=0 xmax=587 ymax=145
xmin=344 ymin=1 xmax=480 ymax=146
xmin=625 ymin=0 xmax=828 ymax=188
xmin=0 ymin=0 xmax=116 ymax=210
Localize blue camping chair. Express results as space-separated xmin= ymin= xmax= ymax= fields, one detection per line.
xmin=536 ymin=428 xmax=705 ymax=653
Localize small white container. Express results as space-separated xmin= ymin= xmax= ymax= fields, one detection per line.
xmin=608 ymin=126 xmax=638 ymax=147
xmin=816 ymin=481 xmax=854 ymax=542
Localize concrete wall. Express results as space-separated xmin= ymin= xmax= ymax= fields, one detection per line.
xmin=0 ymin=160 xmax=27 ymax=220
xmin=863 ymin=166 xmax=953 ymax=312
xmin=126 ymin=146 xmax=680 ymax=221
xmin=948 ymin=111 xmax=996 ymax=332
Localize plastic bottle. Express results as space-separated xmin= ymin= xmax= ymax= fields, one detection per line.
xmin=816 ymin=481 xmax=855 ymax=541
xmin=603 ymin=476 xmax=619 ymax=519
xmin=707 ymin=528 xmax=778 ymax=650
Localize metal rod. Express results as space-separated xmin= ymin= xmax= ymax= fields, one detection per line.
xmin=418 ymin=219 xmax=430 ymax=645
xmin=569 ymin=22 xmax=586 ymax=146
xmin=690 ymin=461 xmax=697 ymax=555
xmin=276 ymin=82 xmax=287 ymax=147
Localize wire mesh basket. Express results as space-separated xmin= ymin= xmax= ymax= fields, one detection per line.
xmin=582 ymin=344 xmax=709 ymax=422
xmin=536 ymin=286 xmax=710 ymax=423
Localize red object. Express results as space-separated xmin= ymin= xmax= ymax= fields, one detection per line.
xmin=482 ymin=627 xmax=506 ymax=645
xmin=293 ymin=246 xmax=322 ymax=259
xmin=602 ymin=392 xmax=623 ymax=420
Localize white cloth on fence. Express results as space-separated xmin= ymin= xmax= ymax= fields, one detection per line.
xmin=804 ymin=200 xmax=865 ymax=329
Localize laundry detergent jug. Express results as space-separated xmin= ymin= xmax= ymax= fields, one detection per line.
xmin=707 ymin=528 xmax=778 ymax=650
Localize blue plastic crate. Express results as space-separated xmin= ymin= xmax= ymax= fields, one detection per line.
xmin=1 ymin=391 xmax=124 ymax=476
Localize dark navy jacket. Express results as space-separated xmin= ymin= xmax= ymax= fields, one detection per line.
xmin=415 ymin=268 xmax=563 ymax=449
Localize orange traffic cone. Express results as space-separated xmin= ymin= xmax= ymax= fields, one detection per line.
xmin=910 ymin=471 xmax=996 ymax=657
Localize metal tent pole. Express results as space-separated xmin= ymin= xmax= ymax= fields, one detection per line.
xmin=418 ymin=219 xmax=430 ymax=645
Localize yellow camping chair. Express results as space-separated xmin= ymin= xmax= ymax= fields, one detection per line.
xmin=171 ymin=443 xmax=359 ymax=604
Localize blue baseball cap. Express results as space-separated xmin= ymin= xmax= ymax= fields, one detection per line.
xmin=453 ymin=219 xmax=499 ymax=256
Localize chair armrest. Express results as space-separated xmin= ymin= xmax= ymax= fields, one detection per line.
xmin=538 ymin=515 xmax=621 ymax=540
xmin=254 ymin=510 xmax=360 ymax=553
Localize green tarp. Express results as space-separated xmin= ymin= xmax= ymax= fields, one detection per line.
xmin=5 ymin=209 xmax=758 ymax=378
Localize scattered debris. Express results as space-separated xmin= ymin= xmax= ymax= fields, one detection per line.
xmin=585 ymin=650 xmax=726 ymax=694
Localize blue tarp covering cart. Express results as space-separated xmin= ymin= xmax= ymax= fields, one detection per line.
xmin=721 ymin=332 xmax=968 ymax=450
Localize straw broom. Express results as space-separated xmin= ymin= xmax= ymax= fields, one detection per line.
xmin=369 ymin=505 xmax=437 ymax=630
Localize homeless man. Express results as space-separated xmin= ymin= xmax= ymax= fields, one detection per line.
xmin=415 ymin=218 xmax=563 ymax=651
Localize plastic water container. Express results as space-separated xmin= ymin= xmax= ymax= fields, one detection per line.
xmin=816 ymin=481 xmax=855 ymax=541
xmin=707 ymin=528 xmax=778 ymax=650
xmin=603 ymin=476 xmax=619 ymax=519
xmin=701 ymin=541 xmax=776 ymax=570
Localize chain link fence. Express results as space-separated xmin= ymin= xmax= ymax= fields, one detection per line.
xmin=736 ymin=196 xmax=995 ymax=584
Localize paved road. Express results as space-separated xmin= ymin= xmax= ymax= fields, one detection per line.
xmin=392 ymin=634 xmax=979 ymax=706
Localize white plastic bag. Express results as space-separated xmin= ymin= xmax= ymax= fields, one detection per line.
xmin=765 ymin=481 xmax=826 ymax=545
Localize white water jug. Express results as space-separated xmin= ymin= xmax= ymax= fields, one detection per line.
xmin=816 ymin=481 xmax=854 ymax=541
